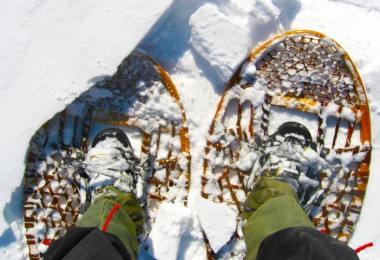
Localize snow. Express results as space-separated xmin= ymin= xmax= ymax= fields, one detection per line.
xmin=141 ymin=202 xmax=193 ymax=260
xmin=189 ymin=4 xmax=250 ymax=82
xmin=87 ymin=87 xmax=113 ymax=99
xmin=2 ymin=0 xmax=380 ymax=259
xmin=84 ymin=137 xmax=136 ymax=193
xmin=194 ymin=197 xmax=237 ymax=253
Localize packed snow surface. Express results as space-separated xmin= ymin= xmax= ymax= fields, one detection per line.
xmin=195 ymin=197 xmax=237 ymax=253
xmin=189 ymin=4 xmax=250 ymax=82
xmin=142 ymin=202 xmax=193 ymax=259
xmin=2 ymin=0 xmax=380 ymax=259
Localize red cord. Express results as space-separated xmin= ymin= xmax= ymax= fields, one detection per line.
xmin=102 ymin=203 xmax=121 ymax=232
xmin=42 ymin=239 xmax=51 ymax=246
xmin=355 ymin=242 xmax=374 ymax=253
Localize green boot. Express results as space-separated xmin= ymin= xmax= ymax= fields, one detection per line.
xmin=77 ymin=186 xmax=144 ymax=259
xmin=75 ymin=128 xmax=144 ymax=260
xmin=243 ymin=122 xmax=326 ymax=259
xmin=243 ymin=178 xmax=314 ymax=259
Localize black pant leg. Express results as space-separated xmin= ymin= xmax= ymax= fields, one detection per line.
xmin=44 ymin=227 xmax=132 ymax=260
xmin=256 ymin=226 xmax=359 ymax=260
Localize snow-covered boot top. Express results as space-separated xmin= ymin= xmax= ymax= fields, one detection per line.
xmin=259 ymin=122 xmax=328 ymax=201
xmin=85 ymin=128 xmax=137 ymax=194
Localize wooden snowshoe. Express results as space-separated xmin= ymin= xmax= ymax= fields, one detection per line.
xmin=23 ymin=51 xmax=191 ymax=259
xmin=201 ymin=30 xmax=371 ymax=258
